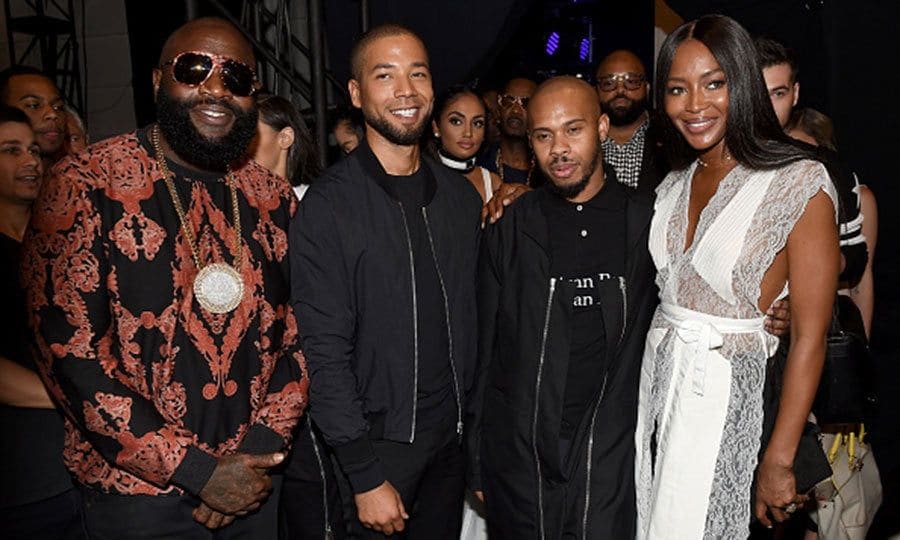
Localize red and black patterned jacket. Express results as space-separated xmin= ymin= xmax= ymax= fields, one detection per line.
xmin=23 ymin=128 xmax=307 ymax=496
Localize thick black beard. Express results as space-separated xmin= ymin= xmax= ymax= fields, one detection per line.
xmin=364 ymin=111 xmax=426 ymax=146
xmin=601 ymin=95 xmax=647 ymax=127
xmin=545 ymin=151 xmax=600 ymax=200
xmin=156 ymin=86 xmax=259 ymax=172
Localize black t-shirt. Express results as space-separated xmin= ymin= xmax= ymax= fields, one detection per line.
xmin=544 ymin=177 xmax=627 ymax=440
xmin=386 ymin=169 xmax=453 ymax=421
xmin=477 ymin=142 xmax=547 ymax=187
xmin=0 ymin=232 xmax=72 ymax=507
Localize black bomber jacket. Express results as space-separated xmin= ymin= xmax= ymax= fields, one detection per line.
xmin=290 ymin=141 xmax=482 ymax=493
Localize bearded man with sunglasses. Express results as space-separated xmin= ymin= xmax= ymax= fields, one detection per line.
xmin=23 ymin=17 xmax=306 ymax=539
xmin=594 ymin=50 xmax=668 ymax=193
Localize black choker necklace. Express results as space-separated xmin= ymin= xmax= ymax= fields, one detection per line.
xmin=437 ymin=148 xmax=476 ymax=174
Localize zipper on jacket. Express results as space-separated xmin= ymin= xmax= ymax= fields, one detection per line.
xmin=617 ymin=276 xmax=628 ymax=347
xmin=581 ymin=373 xmax=609 ymax=539
xmin=307 ymin=417 xmax=335 ymax=540
xmin=421 ymin=207 xmax=464 ymax=438
xmin=397 ymin=202 xmax=419 ymax=443
xmin=533 ymin=278 xmax=557 ymax=540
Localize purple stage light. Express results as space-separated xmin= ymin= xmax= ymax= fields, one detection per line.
xmin=579 ymin=37 xmax=590 ymax=61
xmin=545 ymin=31 xmax=560 ymax=56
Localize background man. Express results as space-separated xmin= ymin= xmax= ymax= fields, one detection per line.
xmin=291 ymin=24 xmax=481 ymax=538
xmin=756 ymin=37 xmax=867 ymax=289
xmin=756 ymin=38 xmax=800 ymax=129
xmin=0 ymin=105 xmax=84 ymax=538
xmin=24 ymin=18 xmax=306 ymax=539
xmin=0 ymin=66 xmax=68 ymax=169
xmin=330 ymin=105 xmax=363 ymax=156
xmin=471 ymin=76 xmax=657 ymax=539
xmin=478 ymin=77 xmax=538 ymax=185
xmin=595 ymin=50 xmax=667 ymax=192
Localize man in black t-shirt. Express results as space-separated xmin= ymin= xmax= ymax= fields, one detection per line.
xmin=0 ymin=105 xmax=84 ymax=537
xmin=472 ymin=77 xmax=657 ymax=539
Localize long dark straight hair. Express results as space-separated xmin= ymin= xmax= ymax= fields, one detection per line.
xmin=257 ymin=94 xmax=320 ymax=186
xmin=655 ymin=14 xmax=818 ymax=170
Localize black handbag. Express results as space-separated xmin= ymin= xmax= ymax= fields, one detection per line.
xmin=755 ymin=334 xmax=831 ymax=504
xmin=812 ymin=295 xmax=876 ymax=425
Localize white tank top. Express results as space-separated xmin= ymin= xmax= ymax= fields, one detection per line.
xmin=480 ymin=167 xmax=493 ymax=202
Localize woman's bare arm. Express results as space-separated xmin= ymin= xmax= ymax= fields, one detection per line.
xmin=849 ymin=186 xmax=877 ymax=338
xmin=755 ymin=190 xmax=840 ymax=525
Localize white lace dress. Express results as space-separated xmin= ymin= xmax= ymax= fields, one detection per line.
xmin=634 ymin=159 xmax=837 ymax=540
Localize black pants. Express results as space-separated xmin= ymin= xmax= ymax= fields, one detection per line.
xmin=339 ymin=406 xmax=465 ymax=539
xmin=0 ymin=488 xmax=85 ymax=540
xmin=77 ymin=476 xmax=282 ymax=540
xmin=280 ymin=417 xmax=345 ymax=539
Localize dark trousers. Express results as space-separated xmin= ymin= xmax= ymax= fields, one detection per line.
xmin=0 ymin=488 xmax=85 ymax=540
xmin=78 ymin=476 xmax=282 ymax=540
xmin=339 ymin=406 xmax=466 ymax=539
xmin=279 ymin=417 xmax=345 ymax=540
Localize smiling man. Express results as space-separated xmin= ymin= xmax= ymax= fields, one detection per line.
xmin=471 ymin=76 xmax=657 ymax=539
xmin=290 ymin=24 xmax=482 ymax=539
xmin=23 ymin=18 xmax=306 ymax=539
xmin=0 ymin=105 xmax=86 ymax=539
xmin=0 ymin=66 xmax=68 ymax=169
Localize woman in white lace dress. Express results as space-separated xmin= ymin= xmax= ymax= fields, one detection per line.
xmin=634 ymin=15 xmax=840 ymax=539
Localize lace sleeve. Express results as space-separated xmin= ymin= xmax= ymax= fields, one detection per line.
xmin=735 ymin=159 xmax=837 ymax=310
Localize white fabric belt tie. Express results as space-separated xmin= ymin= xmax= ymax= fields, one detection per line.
xmin=660 ymin=303 xmax=779 ymax=396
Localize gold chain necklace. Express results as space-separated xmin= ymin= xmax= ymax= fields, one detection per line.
xmin=495 ymin=146 xmax=534 ymax=186
xmin=151 ymin=125 xmax=244 ymax=313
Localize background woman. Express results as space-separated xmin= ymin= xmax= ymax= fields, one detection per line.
xmin=431 ymin=84 xmax=501 ymax=204
xmin=634 ymin=15 xmax=839 ymax=539
xmin=253 ymin=93 xmax=320 ymax=200
xmin=788 ymin=108 xmax=878 ymax=336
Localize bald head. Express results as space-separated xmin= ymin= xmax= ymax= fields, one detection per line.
xmin=528 ymin=76 xmax=601 ymax=130
xmin=503 ymin=77 xmax=537 ymax=97
xmin=528 ymin=77 xmax=608 ymax=201
xmin=596 ymin=50 xmax=646 ymax=80
xmin=594 ymin=49 xmax=649 ymax=127
xmin=152 ymin=17 xmax=260 ymax=173
xmin=159 ymin=17 xmax=254 ymax=67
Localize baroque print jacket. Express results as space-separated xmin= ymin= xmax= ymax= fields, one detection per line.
xmin=23 ymin=129 xmax=308 ymax=496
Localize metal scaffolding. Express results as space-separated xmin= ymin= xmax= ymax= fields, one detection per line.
xmin=3 ymin=0 xmax=85 ymax=113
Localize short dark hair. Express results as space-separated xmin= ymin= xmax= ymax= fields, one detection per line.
xmin=256 ymin=93 xmax=320 ymax=186
xmin=655 ymin=15 xmax=816 ymax=170
xmin=755 ymin=37 xmax=798 ymax=84
xmin=0 ymin=65 xmax=50 ymax=103
xmin=349 ymin=24 xmax=424 ymax=81
xmin=0 ymin=104 xmax=31 ymax=126
xmin=330 ymin=105 xmax=363 ymax=137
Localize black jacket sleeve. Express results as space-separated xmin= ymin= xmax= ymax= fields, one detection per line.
xmin=290 ymin=186 xmax=385 ymax=494
xmin=465 ymin=220 xmax=504 ymax=491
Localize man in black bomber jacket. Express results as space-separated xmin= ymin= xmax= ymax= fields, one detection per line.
xmin=290 ymin=24 xmax=481 ymax=539
xmin=469 ymin=77 xmax=657 ymax=539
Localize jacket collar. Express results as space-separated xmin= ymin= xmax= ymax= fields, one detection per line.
xmin=523 ymin=163 xmax=650 ymax=256
xmin=355 ymin=139 xmax=438 ymax=205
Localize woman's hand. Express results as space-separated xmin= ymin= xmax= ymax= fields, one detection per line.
xmin=754 ymin=458 xmax=808 ymax=527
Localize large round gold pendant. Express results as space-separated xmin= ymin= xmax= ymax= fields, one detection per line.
xmin=193 ymin=263 xmax=244 ymax=314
